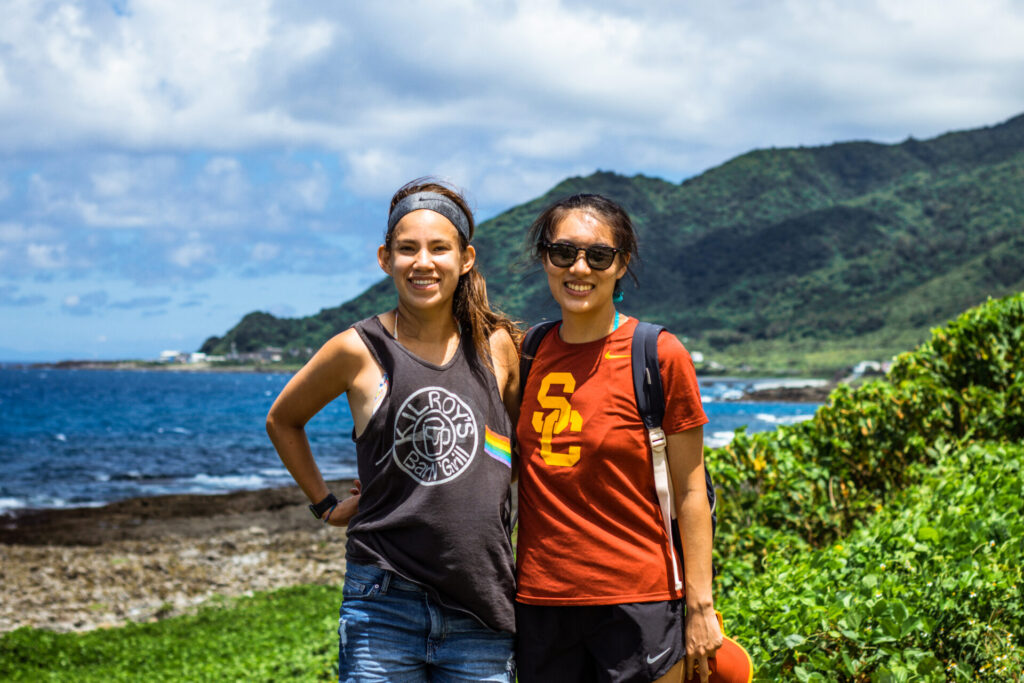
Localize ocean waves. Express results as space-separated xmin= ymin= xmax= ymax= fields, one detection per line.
xmin=0 ymin=368 xmax=358 ymax=514
xmin=0 ymin=368 xmax=819 ymax=513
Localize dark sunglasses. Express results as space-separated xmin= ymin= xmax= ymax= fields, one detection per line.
xmin=541 ymin=241 xmax=625 ymax=271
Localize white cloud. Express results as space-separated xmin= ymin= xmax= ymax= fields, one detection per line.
xmin=0 ymin=1 xmax=1019 ymax=258
xmin=74 ymin=197 xmax=154 ymax=228
xmin=198 ymin=156 xmax=250 ymax=207
xmin=344 ymin=148 xmax=422 ymax=197
xmin=204 ymin=157 xmax=242 ymax=176
xmin=1 ymin=0 xmax=1019 ymax=166
xmin=61 ymin=289 xmax=108 ymax=315
xmin=27 ymin=242 xmax=68 ymax=269
xmin=169 ymin=241 xmax=213 ymax=269
xmin=0 ymin=222 xmax=57 ymax=243
xmin=250 ymin=242 xmax=281 ymax=261
xmin=88 ymin=156 xmax=180 ymax=198
xmin=284 ymin=162 xmax=330 ymax=212
xmin=0 ymin=0 xmax=280 ymax=149
xmin=494 ymin=128 xmax=599 ymax=160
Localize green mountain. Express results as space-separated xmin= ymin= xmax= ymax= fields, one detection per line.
xmin=201 ymin=113 xmax=1024 ymax=372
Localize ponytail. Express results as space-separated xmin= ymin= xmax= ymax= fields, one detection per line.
xmin=453 ymin=266 xmax=521 ymax=374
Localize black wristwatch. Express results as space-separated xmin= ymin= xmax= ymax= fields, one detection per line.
xmin=309 ymin=492 xmax=338 ymax=520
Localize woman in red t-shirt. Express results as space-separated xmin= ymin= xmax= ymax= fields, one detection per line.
xmin=515 ymin=193 xmax=752 ymax=683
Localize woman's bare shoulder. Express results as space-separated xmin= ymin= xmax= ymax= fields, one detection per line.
xmin=266 ymin=326 xmax=377 ymax=425
xmin=298 ymin=326 xmax=375 ymax=383
xmin=325 ymin=326 xmax=371 ymax=356
xmin=488 ymin=327 xmax=518 ymax=367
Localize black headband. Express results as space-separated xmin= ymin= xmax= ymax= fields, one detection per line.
xmin=387 ymin=191 xmax=472 ymax=242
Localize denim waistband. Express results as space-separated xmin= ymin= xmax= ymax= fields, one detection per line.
xmin=346 ymin=560 xmax=425 ymax=595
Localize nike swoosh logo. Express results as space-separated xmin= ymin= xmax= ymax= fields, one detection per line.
xmin=604 ymin=352 xmax=630 ymax=360
xmin=646 ymin=648 xmax=671 ymax=665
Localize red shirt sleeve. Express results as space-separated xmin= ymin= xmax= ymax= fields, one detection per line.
xmin=657 ymin=331 xmax=709 ymax=435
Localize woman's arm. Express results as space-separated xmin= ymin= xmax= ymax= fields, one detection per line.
xmin=265 ymin=328 xmax=369 ymax=526
xmin=666 ymin=426 xmax=722 ymax=682
xmin=488 ymin=327 xmax=521 ymax=424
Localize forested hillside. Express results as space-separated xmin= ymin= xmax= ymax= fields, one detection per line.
xmin=202 ymin=113 xmax=1024 ymax=372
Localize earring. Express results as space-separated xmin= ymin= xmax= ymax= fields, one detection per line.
xmin=613 ymin=290 xmax=624 ymax=303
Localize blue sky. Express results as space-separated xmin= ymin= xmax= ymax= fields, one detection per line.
xmin=2 ymin=1 xmax=1023 ymax=361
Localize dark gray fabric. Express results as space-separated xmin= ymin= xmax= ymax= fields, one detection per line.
xmin=387 ymin=191 xmax=472 ymax=241
xmin=345 ymin=316 xmax=515 ymax=633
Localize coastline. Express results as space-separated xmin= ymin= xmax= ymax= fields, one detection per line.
xmin=17 ymin=360 xmax=300 ymax=374
xmin=11 ymin=362 xmax=838 ymax=401
xmin=0 ymin=481 xmax=354 ymax=633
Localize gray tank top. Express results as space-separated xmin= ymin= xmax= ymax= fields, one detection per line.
xmin=346 ymin=316 xmax=515 ymax=633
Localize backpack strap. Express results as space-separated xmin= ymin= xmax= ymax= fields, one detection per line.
xmin=513 ymin=320 xmax=559 ymax=531
xmin=519 ymin=320 xmax=559 ymax=393
xmin=631 ymin=322 xmax=683 ymax=589
xmin=631 ymin=322 xmax=718 ymax=583
xmin=632 ymin=322 xmax=666 ymax=430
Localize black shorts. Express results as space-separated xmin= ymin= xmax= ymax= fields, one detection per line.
xmin=515 ymin=600 xmax=684 ymax=683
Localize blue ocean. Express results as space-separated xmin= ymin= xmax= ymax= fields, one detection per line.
xmin=0 ymin=367 xmax=819 ymax=514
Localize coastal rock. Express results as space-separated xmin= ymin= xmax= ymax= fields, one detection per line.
xmin=740 ymin=383 xmax=835 ymax=402
xmin=0 ymin=482 xmax=352 ymax=633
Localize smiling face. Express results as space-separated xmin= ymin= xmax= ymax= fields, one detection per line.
xmin=378 ymin=209 xmax=475 ymax=311
xmin=543 ymin=209 xmax=629 ymax=320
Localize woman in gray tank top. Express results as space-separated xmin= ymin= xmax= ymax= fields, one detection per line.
xmin=266 ymin=178 xmax=520 ymax=682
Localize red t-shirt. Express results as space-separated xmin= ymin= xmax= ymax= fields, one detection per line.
xmin=515 ymin=317 xmax=708 ymax=605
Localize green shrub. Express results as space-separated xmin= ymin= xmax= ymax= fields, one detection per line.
xmin=725 ymin=441 xmax=1024 ymax=681
xmin=709 ymin=292 xmax=1024 ymax=590
xmin=890 ymin=292 xmax=1024 ymax=442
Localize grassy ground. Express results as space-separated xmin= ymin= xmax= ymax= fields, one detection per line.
xmin=0 ymin=585 xmax=342 ymax=682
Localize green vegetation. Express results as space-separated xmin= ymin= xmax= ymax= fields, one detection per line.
xmin=0 ymin=586 xmax=342 ymax=682
xmin=3 ymin=293 xmax=1021 ymax=680
xmin=724 ymin=441 xmax=1023 ymax=681
xmin=202 ymin=113 xmax=1024 ymax=374
xmin=709 ymin=292 xmax=1024 ymax=679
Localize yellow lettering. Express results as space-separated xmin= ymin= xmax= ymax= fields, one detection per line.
xmin=531 ymin=372 xmax=583 ymax=466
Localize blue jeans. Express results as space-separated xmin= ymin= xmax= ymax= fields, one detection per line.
xmin=338 ymin=561 xmax=515 ymax=682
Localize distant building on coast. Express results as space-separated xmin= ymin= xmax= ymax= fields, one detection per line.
xmin=228 ymin=346 xmax=292 ymax=363
xmin=158 ymin=350 xmax=225 ymax=364
xmin=160 ymin=344 xmax=305 ymax=365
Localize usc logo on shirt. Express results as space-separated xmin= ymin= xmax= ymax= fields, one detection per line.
xmin=530 ymin=372 xmax=582 ymax=466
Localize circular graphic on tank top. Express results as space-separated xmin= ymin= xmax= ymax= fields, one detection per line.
xmin=392 ymin=386 xmax=478 ymax=485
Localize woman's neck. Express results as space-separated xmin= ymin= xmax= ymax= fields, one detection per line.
xmin=391 ymin=304 xmax=461 ymax=363
xmin=558 ymin=305 xmax=620 ymax=344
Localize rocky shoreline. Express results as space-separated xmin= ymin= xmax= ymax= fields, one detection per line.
xmin=740 ymin=383 xmax=835 ymax=402
xmin=0 ymin=482 xmax=354 ymax=633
